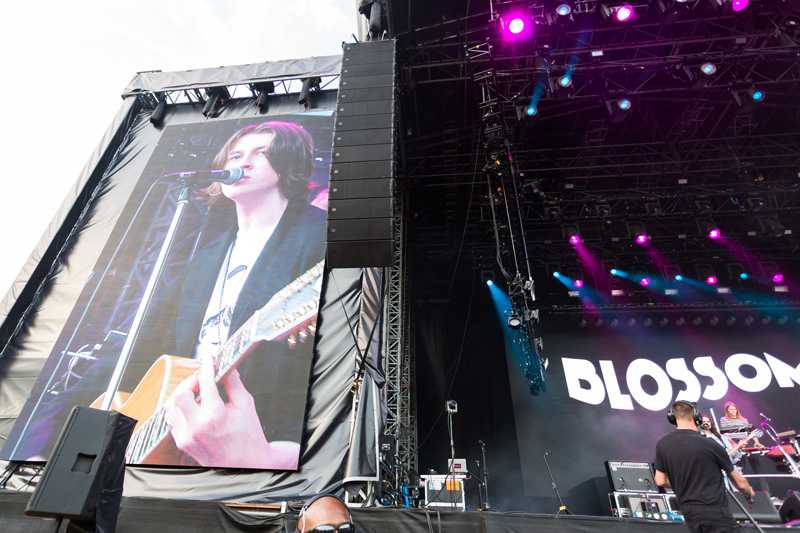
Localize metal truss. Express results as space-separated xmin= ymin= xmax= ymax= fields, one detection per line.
xmin=382 ymin=182 xmax=417 ymax=486
xmin=404 ymin=9 xmax=799 ymax=73
xmin=406 ymin=131 xmax=800 ymax=188
xmin=400 ymin=8 xmax=800 ymax=146
xmin=470 ymin=36 xmax=546 ymax=394
xmin=135 ymin=75 xmax=341 ymax=108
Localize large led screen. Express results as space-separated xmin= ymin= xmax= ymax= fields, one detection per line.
xmin=507 ymin=324 xmax=800 ymax=512
xmin=2 ymin=113 xmax=333 ymax=470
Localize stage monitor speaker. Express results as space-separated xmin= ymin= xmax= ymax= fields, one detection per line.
xmin=728 ymin=491 xmax=782 ymax=524
xmin=780 ymin=491 xmax=800 ymax=523
xmin=327 ymin=39 xmax=396 ymax=268
xmin=26 ymin=406 xmax=136 ymax=532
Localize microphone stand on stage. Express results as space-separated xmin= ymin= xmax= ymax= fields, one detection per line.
xmin=476 ymin=439 xmax=491 ymax=511
xmin=758 ymin=413 xmax=800 ymax=479
xmin=543 ymin=450 xmax=570 ymax=517
xmin=724 ymin=480 xmax=765 ymax=533
xmin=445 ymin=400 xmax=458 ymax=511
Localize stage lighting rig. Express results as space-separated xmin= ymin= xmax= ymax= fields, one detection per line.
xmin=732 ymin=0 xmax=749 ymax=13
xmin=298 ymin=77 xmax=322 ymax=109
xmin=604 ymin=97 xmax=632 ymax=123
xmin=700 ymin=62 xmax=717 ymax=76
xmin=251 ymin=81 xmax=275 ymax=114
xmin=358 ymin=0 xmax=387 ymax=40
xmin=149 ymin=96 xmax=167 ymax=128
xmin=600 ymin=2 xmax=638 ymax=22
xmin=556 ymin=3 xmax=573 ymax=16
xmin=201 ymin=86 xmax=230 ymax=118
xmin=498 ymin=9 xmax=535 ymax=40
xmin=656 ymin=0 xmax=700 ymax=15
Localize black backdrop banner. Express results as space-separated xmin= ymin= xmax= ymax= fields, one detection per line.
xmin=0 ymin=93 xmax=383 ymax=500
xmin=506 ymin=322 xmax=800 ymax=513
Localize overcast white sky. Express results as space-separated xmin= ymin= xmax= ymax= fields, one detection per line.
xmin=0 ymin=1 xmax=358 ymax=296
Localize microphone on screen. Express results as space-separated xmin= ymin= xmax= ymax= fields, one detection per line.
xmin=161 ymin=167 xmax=244 ymax=185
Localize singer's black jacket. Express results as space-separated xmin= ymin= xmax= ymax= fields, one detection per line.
xmin=124 ymin=198 xmax=327 ymax=443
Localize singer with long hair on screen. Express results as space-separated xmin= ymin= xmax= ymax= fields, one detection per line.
xmin=127 ymin=120 xmax=327 ymax=469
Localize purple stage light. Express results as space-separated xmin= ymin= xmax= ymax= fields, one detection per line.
xmin=772 ymin=273 xmax=784 ymax=284
xmin=706 ymin=275 xmax=718 ymax=285
xmin=639 ymin=277 xmax=651 ymax=287
xmin=635 ymin=234 xmax=650 ymax=245
xmin=569 ymin=234 xmax=582 ymax=245
xmin=574 ymin=279 xmax=584 ymax=288
xmin=508 ymin=17 xmax=525 ymax=34
xmin=732 ymin=0 xmax=749 ymax=12
xmin=615 ymin=5 xmax=634 ymax=22
xmin=707 ymin=228 xmax=721 ymax=240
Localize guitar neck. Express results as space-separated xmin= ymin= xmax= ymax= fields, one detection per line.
xmin=125 ymin=260 xmax=324 ymax=464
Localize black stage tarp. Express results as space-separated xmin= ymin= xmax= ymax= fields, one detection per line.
xmin=2 ymin=489 xmax=786 ymax=532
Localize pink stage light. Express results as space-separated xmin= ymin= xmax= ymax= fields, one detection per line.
xmin=732 ymin=0 xmax=749 ymax=12
xmin=615 ymin=5 xmax=634 ymax=22
xmin=707 ymin=228 xmax=721 ymax=240
xmin=635 ymin=234 xmax=650 ymax=245
xmin=508 ymin=17 xmax=526 ymax=34
xmin=569 ymin=234 xmax=582 ymax=245
xmin=639 ymin=277 xmax=651 ymax=287
xmin=772 ymin=273 xmax=785 ymax=284
xmin=706 ymin=276 xmax=718 ymax=285
xmin=574 ymin=279 xmax=584 ymax=288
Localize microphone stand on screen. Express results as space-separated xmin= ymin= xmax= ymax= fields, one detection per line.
xmin=99 ymin=169 xmax=241 ymax=413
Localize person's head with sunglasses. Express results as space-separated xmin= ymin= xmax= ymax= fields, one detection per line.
xmin=296 ymin=494 xmax=355 ymax=533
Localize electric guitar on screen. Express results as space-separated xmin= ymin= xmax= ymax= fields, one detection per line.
xmin=90 ymin=260 xmax=325 ymax=466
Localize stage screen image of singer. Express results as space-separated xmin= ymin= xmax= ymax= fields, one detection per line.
xmin=1 ymin=113 xmax=333 ymax=470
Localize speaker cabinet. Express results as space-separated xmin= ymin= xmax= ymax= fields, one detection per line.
xmin=327 ymin=39 xmax=396 ymax=268
xmin=780 ymin=491 xmax=800 ymax=523
xmin=26 ymin=406 xmax=136 ymax=531
xmin=728 ymin=491 xmax=782 ymax=524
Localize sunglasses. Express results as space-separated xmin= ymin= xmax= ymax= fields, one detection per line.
xmin=306 ymin=522 xmax=356 ymax=533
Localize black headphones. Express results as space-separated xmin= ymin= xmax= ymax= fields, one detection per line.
xmin=667 ymin=400 xmax=702 ymax=426
xmin=295 ymin=494 xmax=353 ymax=533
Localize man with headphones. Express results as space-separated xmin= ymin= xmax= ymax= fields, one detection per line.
xmin=295 ymin=494 xmax=355 ymax=533
xmin=654 ymin=400 xmax=755 ymax=533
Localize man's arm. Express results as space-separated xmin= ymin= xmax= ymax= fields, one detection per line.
xmin=729 ymin=470 xmax=756 ymax=498
xmin=654 ymin=469 xmax=671 ymax=489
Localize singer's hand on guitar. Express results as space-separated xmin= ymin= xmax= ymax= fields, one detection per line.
xmin=165 ymin=357 xmax=297 ymax=469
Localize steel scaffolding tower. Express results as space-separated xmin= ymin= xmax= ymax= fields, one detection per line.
xmin=383 ymin=181 xmax=417 ymax=486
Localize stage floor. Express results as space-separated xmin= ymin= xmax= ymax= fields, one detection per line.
xmin=0 ymin=490 xmax=789 ymax=532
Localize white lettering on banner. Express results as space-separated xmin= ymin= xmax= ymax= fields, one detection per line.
xmin=562 ymin=357 xmax=606 ymax=405
xmin=725 ymin=353 xmax=773 ymax=392
xmin=693 ymin=356 xmax=729 ymax=401
xmin=764 ymin=353 xmax=800 ymax=388
xmin=561 ymin=352 xmax=796 ymax=411
xmin=665 ymin=358 xmax=702 ymax=402
xmin=600 ymin=360 xmax=633 ymax=410
xmin=626 ymin=359 xmax=674 ymax=411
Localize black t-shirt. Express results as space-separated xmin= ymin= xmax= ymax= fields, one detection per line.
xmin=655 ymin=429 xmax=734 ymax=508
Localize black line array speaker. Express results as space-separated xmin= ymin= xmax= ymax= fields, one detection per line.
xmin=26 ymin=406 xmax=136 ymax=532
xmin=327 ymin=39 xmax=396 ymax=268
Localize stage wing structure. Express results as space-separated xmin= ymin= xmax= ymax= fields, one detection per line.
xmin=0 ymin=55 xmax=386 ymax=500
